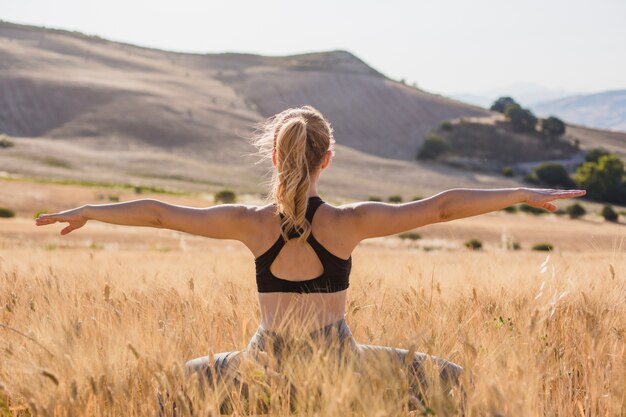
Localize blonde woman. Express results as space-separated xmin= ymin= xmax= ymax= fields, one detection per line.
xmin=36 ymin=105 xmax=586 ymax=411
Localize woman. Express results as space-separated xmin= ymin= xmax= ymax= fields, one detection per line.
xmin=35 ymin=105 xmax=585 ymax=412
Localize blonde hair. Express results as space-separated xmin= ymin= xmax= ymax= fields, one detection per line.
xmin=250 ymin=105 xmax=335 ymax=242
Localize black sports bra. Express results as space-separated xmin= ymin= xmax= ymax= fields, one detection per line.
xmin=255 ymin=196 xmax=352 ymax=293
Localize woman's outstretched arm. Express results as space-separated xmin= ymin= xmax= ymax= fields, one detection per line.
xmin=35 ymin=198 xmax=256 ymax=241
xmin=343 ymin=187 xmax=586 ymax=241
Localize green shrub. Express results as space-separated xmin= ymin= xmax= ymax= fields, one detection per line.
xmin=566 ymin=202 xmax=586 ymax=218
xmin=411 ymin=195 xmax=423 ymax=201
xmin=439 ymin=120 xmax=453 ymax=131
xmin=398 ymin=232 xmax=421 ymax=240
xmin=502 ymin=205 xmax=518 ymax=213
xmin=601 ymin=204 xmax=618 ymax=222
xmin=504 ymin=104 xmax=538 ymax=133
xmin=533 ymin=163 xmax=574 ymax=187
xmin=0 ymin=135 xmax=14 ymax=148
xmin=524 ymin=173 xmax=540 ymax=185
xmin=0 ymin=208 xmax=15 ymax=218
xmin=502 ymin=166 xmax=514 ymax=177
xmin=541 ymin=116 xmax=566 ymax=137
xmin=108 ymin=195 xmax=120 ymax=202
xmin=417 ymin=132 xmax=450 ymax=160
xmin=520 ymin=204 xmax=549 ymax=215
xmin=388 ymin=195 xmax=403 ymax=203
xmin=367 ymin=196 xmax=382 ymax=202
xmin=574 ymin=154 xmax=625 ymax=203
xmin=214 ymin=189 xmax=237 ymax=204
xmin=512 ymin=241 xmax=522 ymax=251
xmin=490 ymin=97 xmax=519 ymax=113
xmin=585 ymin=148 xmax=610 ymax=163
xmin=532 ymin=243 xmax=553 ymax=251
xmin=465 ymin=239 xmax=483 ymax=250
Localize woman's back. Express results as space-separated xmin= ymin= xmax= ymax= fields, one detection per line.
xmin=250 ymin=195 xmax=357 ymax=333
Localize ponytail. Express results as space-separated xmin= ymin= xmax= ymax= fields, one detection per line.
xmin=249 ymin=105 xmax=335 ymax=242
xmin=274 ymin=117 xmax=311 ymax=241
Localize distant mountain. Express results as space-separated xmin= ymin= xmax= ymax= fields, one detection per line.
xmin=531 ymin=90 xmax=626 ymax=132
xmin=451 ymin=82 xmax=577 ymax=109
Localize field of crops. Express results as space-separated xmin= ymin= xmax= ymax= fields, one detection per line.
xmin=1 ymin=214 xmax=624 ymax=416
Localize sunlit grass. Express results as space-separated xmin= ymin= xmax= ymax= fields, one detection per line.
xmin=0 ymin=246 xmax=624 ymax=416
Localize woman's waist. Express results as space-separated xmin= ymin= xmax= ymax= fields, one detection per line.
xmin=258 ymin=311 xmax=347 ymax=335
xmin=258 ymin=291 xmax=347 ymax=331
xmin=249 ymin=316 xmax=356 ymax=352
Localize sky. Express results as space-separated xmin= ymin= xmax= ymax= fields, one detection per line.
xmin=2 ymin=0 xmax=625 ymax=98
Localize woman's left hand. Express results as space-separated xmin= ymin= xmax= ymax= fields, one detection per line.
xmin=35 ymin=207 xmax=88 ymax=235
xmin=522 ymin=188 xmax=587 ymax=212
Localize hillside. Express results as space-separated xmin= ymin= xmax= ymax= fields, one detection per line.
xmin=428 ymin=116 xmax=581 ymax=173
xmin=0 ymin=20 xmax=487 ymax=160
xmin=531 ymin=90 xmax=626 ymax=132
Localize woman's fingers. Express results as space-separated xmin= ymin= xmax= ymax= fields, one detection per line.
xmin=35 ymin=214 xmax=69 ymax=226
xmin=35 ymin=214 xmax=60 ymax=225
xmin=60 ymin=225 xmax=74 ymax=235
xmin=552 ymin=189 xmax=586 ymax=199
xmin=543 ymin=202 xmax=557 ymax=212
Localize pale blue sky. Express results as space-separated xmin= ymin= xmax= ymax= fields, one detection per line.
xmin=2 ymin=0 xmax=625 ymax=97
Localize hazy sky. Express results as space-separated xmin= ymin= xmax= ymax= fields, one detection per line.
xmin=2 ymin=0 xmax=625 ymax=96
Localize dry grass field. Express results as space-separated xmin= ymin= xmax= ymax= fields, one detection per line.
xmin=1 ymin=182 xmax=625 ymax=416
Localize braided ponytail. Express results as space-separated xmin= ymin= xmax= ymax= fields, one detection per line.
xmin=250 ymin=105 xmax=335 ymax=242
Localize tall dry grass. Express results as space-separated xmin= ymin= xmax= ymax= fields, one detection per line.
xmin=0 ymin=245 xmax=624 ymax=416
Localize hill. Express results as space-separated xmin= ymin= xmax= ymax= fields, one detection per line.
xmin=0 ymin=20 xmax=488 ymax=161
xmin=426 ymin=116 xmax=581 ymax=173
xmin=531 ymin=90 xmax=626 ymax=132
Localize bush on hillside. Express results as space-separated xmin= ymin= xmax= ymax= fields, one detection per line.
xmin=490 ymin=97 xmax=519 ymax=113
xmin=541 ymin=116 xmax=566 ymax=138
xmin=502 ymin=166 xmax=514 ymax=177
xmin=398 ymin=232 xmax=421 ymax=240
xmin=566 ymin=202 xmax=586 ymax=219
xmin=465 ymin=239 xmax=483 ymax=250
xmin=574 ymin=154 xmax=626 ymax=203
xmin=601 ymin=204 xmax=618 ymax=222
xmin=520 ymin=204 xmax=549 ymax=215
xmin=504 ymin=104 xmax=538 ymax=133
xmin=439 ymin=120 xmax=453 ymax=131
xmin=368 ymin=196 xmax=382 ymax=202
xmin=214 ymin=189 xmax=237 ymax=204
xmin=533 ymin=162 xmax=574 ymax=187
xmin=417 ymin=132 xmax=450 ymax=160
xmin=0 ymin=135 xmax=14 ymax=149
xmin=388 ymin=195 xmax=403 ymax=203
xmin=524 ymin=173 xmax=540 ymax=185
xmin=532 ymin=243 xmax=553 ymax=251
xmin=0 ymin=208 xmax=15 ymax=218
xmin=585 ymin=148 xmax=610 ymax=163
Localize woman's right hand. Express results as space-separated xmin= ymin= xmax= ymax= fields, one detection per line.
xmin=522 ymin=188 xmax=586 ymax=212
xmin=35 ymin=206 xmax=88 ymax=235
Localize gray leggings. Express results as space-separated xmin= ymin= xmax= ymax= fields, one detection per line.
xmin=185 ymin=319 xmax=463 ymax=412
